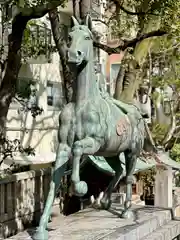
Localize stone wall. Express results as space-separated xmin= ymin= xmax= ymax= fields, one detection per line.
xmin=0 ymin=168 xmax=59 ymax=239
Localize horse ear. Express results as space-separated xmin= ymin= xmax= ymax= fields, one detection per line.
xmin=71 ymin=16 xmax=79 ymax=28
xmin=85 ymin=14 xmax=93 ymax=31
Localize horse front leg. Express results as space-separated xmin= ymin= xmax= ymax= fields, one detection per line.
xmin=71 ymin=137 xmax=100 ymax=197
xmin=121 ymin=151 xmax=137 ymax=220
xmin=33 ymin=144 xmax=71 ymax=240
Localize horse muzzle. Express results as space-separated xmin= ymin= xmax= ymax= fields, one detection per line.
xmin=67 ymin=49 xmax=85 ymax=66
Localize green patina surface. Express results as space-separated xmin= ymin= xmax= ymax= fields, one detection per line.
xmin=32 ymin=15 xmax=167 ymax=240
xmin=33 ymin=15 xmax=147 ymax=240
xmin=88 ymin=155 xmax=155 ymax=176
xmin=88 ymin=151 xmax=180 ymax=177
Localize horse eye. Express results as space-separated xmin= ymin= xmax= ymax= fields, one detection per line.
xmin=85 ymin=36 xmax=90 ymax=40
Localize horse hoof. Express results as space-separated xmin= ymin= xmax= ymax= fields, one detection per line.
xmin=121 ymin=210 xmax=135 ymax=220
xmin=100 ymin=199 xmax=112 ymax=210
xmin=32 ymin=228 xmax=48 ymax=240
xmin=74 ymin=181 xmax=88 ymax=197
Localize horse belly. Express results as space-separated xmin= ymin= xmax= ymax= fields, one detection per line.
xmin=98 ymin=118 xmax=132 ymax=157
xmin=107 ymin=133 xmax=131 ymax=154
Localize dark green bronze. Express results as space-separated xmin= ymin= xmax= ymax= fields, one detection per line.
xmin=33 ymin=15 xmax=145 ymax=240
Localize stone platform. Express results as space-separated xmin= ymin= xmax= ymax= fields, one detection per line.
xmin=5 ymin=204 xmax=180 ymax=240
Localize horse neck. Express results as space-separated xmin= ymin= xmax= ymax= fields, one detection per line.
xmin=73 ymin=57 xmax=100 ymax=107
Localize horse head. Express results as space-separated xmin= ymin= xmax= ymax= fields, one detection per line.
xmin=67 ymin=15 xmax=94 ymax=70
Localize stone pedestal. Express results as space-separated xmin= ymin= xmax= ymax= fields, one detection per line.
xmin=155 ymin=166 xmax=173 ymax=208
xmin=5 ymin=204 xmax=180 ymax=240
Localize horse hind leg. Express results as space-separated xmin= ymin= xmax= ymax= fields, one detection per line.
xmin=90 ymin=191 xmax=104 ymax=209
xmin=98 ymin=156 xmax=124 ymax=210
xmin=121 ymin=150 xmax=137 ymax=220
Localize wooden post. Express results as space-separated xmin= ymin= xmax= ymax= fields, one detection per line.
xmin=155 ymin=165 xmax=173 ymax=208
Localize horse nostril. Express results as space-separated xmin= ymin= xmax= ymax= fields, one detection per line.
xmin=77 ymin=51 xmax=82 ymax=56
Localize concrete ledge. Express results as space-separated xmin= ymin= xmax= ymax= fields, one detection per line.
xmin=2 ymin=153 xmax=56 ymax=167
xmin=5 ymin=205 xmax=174 ymax=240
xmin=0 ymin=168 xmax=51 ymax=184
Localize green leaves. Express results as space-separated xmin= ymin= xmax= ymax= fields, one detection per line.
xmin=139 ymin=167 xmax=156 ymax=197
xmin=159 ymin=1 xmax=180 ymax=35
xmin=150 ymin=34 xmax=180 ymax=91
xmin=15 ymin=78 xmax=34 ymax=99
xmin=170 ymin=144 xmax=180 ymax=162
xmin=22 ymin=20 xmax=53 ymax=60
xmin=151 ymin=123 xmax=169 ymax=145
xmin=109 ymin=0 xmax=180 ymax=40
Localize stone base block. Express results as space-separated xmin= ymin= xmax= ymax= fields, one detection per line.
xmin=5 ymin=205 xmax=180 ymax=240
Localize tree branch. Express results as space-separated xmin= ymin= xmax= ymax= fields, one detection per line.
xmin=110 ymin=0 xmax=158 ymax=16
xmin=94 ymin=30 xmax=167 ymax=54
xmin=93 ymin=42 xmax=117 ymax=54
xmin=119 ymin=5 xmax=145 ymax=15
xmin=123 ymin=30 xmax=167 ymax=49
xmin=112 ymin=0 xmax=146 ymax=15
xmin=92 ymin=18 xmax=108 ymax=26
xmin=49 ymin=9 xmax=73 ymax=103
xmin=19 ymin=0 xmax=65 ymax=18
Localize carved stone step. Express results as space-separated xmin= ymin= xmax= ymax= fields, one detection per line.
xmin=142 ymin=220 xmax=180 ymax=240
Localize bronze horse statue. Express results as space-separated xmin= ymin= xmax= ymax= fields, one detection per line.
xmin=33 ymin=15 xmax=145 ymax=240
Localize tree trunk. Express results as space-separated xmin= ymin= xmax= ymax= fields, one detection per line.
xmin=79 ymin=0 xmax=91 ymax=19
xmin=119 ymin=59 xmax=139 ymax=102
xmin=0 ymin=15 xmax=29 ymax=134
xmin=114 ymin=66 xmax=125 ymax=100
xmin=73 ymin=0 xmax=80 ymax=20
xmin=49 ymin=9 xmax=73 ymax=103
xmin=119 ymin=0 xmax=161 ymax=102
